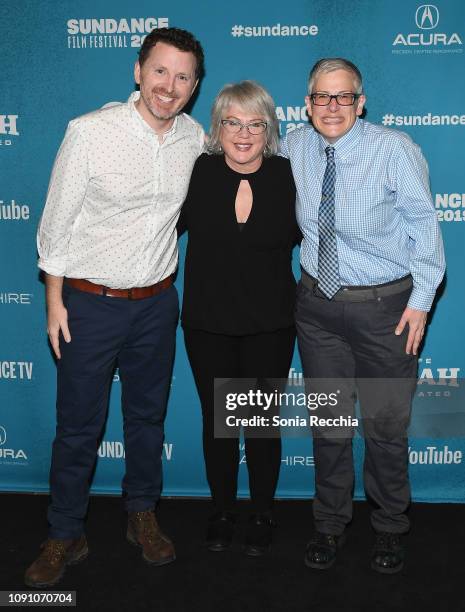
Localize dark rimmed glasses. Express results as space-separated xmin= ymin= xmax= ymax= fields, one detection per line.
xmin=310 ymin=93 xmax=360 ymax=106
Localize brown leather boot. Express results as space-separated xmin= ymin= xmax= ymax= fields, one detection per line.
xmin=127 ymin=510 xmax=175 ymax=565
xmin=24 ymin=536 xmax=88 ymax=588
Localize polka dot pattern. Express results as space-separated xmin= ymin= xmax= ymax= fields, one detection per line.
xmin=37 ymin=91 xmax=204 ymax=288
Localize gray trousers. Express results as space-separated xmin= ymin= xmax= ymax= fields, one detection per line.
xmin=295 ymin=279 xmax=418 ymax=535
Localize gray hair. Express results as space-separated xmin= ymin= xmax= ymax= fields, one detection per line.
xmin=208 ymin=80 xmax=279 ymax=157
xmin=308 ymin=58 xmax=363 ymax=95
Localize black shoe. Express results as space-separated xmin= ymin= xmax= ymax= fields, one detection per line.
xmin=244 ymin=514 xmax=275 ymax=557
xmin=206 ymin=512 xmax=236 ymax=552
xmin=304 ymin=531 xmax=346 ymax=569
xmin=371 ymin=532 xmax=405 ymax=574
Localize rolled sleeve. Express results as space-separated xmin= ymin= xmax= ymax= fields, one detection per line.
xmin=37 ymin=121 xmax=89 ymax=276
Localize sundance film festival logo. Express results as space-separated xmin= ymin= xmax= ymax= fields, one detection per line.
xmin=0 ymin=425 xmax=28 ymax=464
xmin=275 ymin=105 xmax=308 ymax=136
xmin=381 ymin=112 xmax=465 ymax=127
xmin=230 ymin=23 xmax=318 ymax=39
xmin=436 ymin=194 xmax=465 ymax=223
xmin=0 ymin=114 xmax=19 ymax=147
xmin=392 ymin=4 xmax=463 ymax=54
xmin=98 ymin=440 xmax=173 ymax=460
xmin=67 ymin=16 xmax=169 ymax=49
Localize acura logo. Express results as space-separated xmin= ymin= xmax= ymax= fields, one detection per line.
xmin=0 ymin=426 xmax=6 ymax=446
xmin=415 ymin=5 xmax=439 ymax=30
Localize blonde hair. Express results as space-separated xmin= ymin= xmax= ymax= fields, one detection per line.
xmin=208 ymin=80 xmax=279 ymax=157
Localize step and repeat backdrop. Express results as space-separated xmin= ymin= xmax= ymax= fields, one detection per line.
xmin=1 ymin=0 xmax=464 ymax=502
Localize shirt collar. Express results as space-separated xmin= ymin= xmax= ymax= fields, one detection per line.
xmin=128 ymin=91 xmax=179 ymax=139
xmin=317 ymin=118 xmax=364 ymax=160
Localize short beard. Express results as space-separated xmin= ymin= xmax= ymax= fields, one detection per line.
xmin=148 ymin=107 xmax=177 ymax=121
xmin=141 ymin=91 xmax=179 ymax=122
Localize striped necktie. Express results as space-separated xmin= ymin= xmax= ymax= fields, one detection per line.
xmin=317 ymin=146 xmax=340 ymax=299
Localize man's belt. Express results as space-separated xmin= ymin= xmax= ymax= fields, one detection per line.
xmin=300 ymin=269 xmax=412 ymax=302
xmin=64 ymin=275 xmax=174 ymax=300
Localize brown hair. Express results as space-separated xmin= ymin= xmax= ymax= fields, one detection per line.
xmin=138 ymin=27 xmax=204 ymax=79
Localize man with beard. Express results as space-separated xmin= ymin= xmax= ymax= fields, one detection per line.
xmin=25 ymin=27 xmax=204 ymax=587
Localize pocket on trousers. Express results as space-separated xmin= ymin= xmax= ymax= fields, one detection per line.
xmin=377 ymin=288 xmax=411 ymax=316
xmin=294 ymin=281 xmax=310 ymax=314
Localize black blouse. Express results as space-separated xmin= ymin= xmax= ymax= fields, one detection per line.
xmin=178 ymin=153 xmax=299 ymax=335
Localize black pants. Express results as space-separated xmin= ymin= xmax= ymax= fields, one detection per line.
xmin=183 ymin=327 xmax=296 ymax=513
xmin=295 ymin=281 xmax=417 ymax=535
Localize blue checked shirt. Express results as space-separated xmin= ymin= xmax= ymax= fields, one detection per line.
xmin=280 ymin=119 xmax=445 ymax=311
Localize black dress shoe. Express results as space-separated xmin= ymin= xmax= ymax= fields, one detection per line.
xmin=244 ymin=514 xmax=275 ymax=557
xmin=206 ymin=512 xmax=236 ymax=552
xmin=371 ymin=532 xmax=405 ymax=574
xmin=304 ymin=531 xmax=346 ymax=569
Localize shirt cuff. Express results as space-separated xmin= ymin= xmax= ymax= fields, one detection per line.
xmin=37 ymin=258 xmax=66 ymax=278
xmin=407 ymin=288 xmax=435 ymax=312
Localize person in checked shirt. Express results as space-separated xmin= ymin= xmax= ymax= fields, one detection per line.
xmin=25 ymin=27 xmax=204 ymax=588
xmin=280 ymin=58 xmax=445 ymax=574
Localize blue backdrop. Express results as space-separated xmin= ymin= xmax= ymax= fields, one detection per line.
xmin=1 ymin=0 xmax=464 ymax=502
